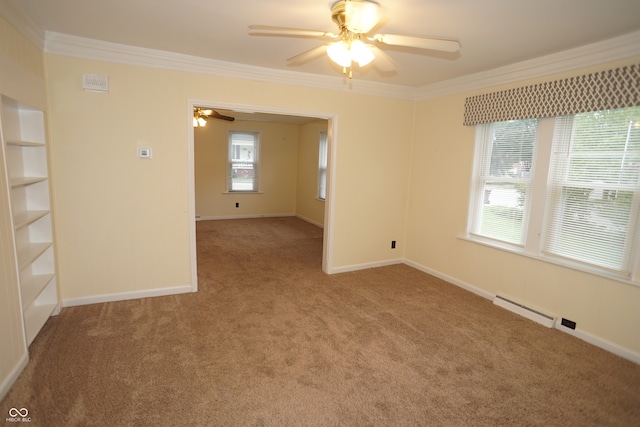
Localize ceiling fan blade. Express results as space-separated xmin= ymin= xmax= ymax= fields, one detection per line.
xmin=210 ymin=110 xmax=235 ymax=122
xmin=248 ymin=25 xmax=338 ymax=39
xmin=287 ymin=45 xmax=328 ymax=65
xmin=371 ymin=34 xmax=460 ymax=52
xmin=369 ymin=46 xmax=396 ymax=72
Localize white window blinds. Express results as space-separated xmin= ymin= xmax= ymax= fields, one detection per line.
xmin=543 ymin=108 xmax=640 ymax=275
xmin=318 ymin=131 xmax=328 ymax=200
xmin=469 ymin=119 xmax=537 ymax=245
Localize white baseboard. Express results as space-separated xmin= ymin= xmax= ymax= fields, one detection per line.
xmin=0 ymin=352 xmax=28 ymax=402
xmin=295 ymin=214 xmax=324 ymax=229
xmin=329 ymin=258 xmax=403 ymax=274
xmin=196 ymin=213 xmax=295 ymax=221
xmin=403 ymin=259 xmax=495 ymax=300
xmin=404 ymin=258 xmax=640 ymax=365
xmin=62 ymin=285 xmax=193 ymax=308
xmin=555 ymin=323 xmax=640 ymax=365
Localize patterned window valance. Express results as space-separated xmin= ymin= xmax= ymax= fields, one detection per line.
xmin=463 ymin=64 xmax=640 ymax=126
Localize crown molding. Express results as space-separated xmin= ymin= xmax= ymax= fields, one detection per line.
xmin=38 ymin=29 xmax=640 ymax=102
xmin=0 ymin=2 xmax=45 ymax=49
xmin=44 ymin=32 xmax=415 ymax=100
xmin=415 ymin=30 xmax=640 ymax=100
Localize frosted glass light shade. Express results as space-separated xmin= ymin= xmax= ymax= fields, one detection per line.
xmin=327 ymin=39 xmax=375 ymax=68
xmin=327 ymin=41 xmax=352 ymax=67
xmin=350 ymin=40 xmax=374 ymax=66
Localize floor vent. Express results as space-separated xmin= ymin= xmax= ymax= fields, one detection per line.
xmin=493 ymin=294 xmax=556 ymax=328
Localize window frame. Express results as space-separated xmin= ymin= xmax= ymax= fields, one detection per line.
xmin=318 ymin=131 xmax=328 ymax=201
xmin=465 ymin=109 xmax=640 ymax=286
xmin=227 ymin=130 xmax=260 ymax=193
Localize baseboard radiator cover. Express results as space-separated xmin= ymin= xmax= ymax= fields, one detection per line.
xmin=493 ymin=294 xmax=556 ymax=328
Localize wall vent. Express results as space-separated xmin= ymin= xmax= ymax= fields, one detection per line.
xmin=493 ymin=294 xmax=556 ymax=328
xmin=82 ymin=74 xmax=109 ymax=93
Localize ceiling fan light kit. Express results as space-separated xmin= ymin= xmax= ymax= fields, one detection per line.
xmin=193 ymin=108 xmax=235 ymax=127
xmin=249 ymin=0 xmax=460 ymax=79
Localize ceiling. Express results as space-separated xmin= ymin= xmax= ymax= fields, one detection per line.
xmin=2 ymin=0 xmax=640 ymax=88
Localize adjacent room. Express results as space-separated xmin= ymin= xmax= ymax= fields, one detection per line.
xmin=1 ymin=0 xmax=640 ymax=425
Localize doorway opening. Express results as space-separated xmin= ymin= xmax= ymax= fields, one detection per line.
xmin=187 ymin=100 xmax=337 ymax=292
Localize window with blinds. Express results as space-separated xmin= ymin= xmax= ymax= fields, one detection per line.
xmin=318 ymin=131 xmax=328 ymax=200
xmin=466 ymin=105 xmax=640 ymax=283
xmin=469 ymin=119 xmax=537 ymax=245
xmin=543 ymin=108 xmax=640 ymax=275
xmin=228 ymin=131 xmax=259 ymax=192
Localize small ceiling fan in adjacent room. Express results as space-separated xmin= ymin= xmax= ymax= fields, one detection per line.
xmin=193 ymin=108 xmax=235 ymax=127
xmin=248 ymin=0 xmax=460 ymax=78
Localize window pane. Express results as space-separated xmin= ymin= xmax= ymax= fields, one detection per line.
xmin=488 ymin=120 xmax=536 ymax=178
xmin=228 ymin=132 xmax=259 ymax=192
xmin=544 ymin=107 xmax=640 ymax=274
xmin=480 ymin=182 xmax=527 ymax=243
xmin=471 ymin=119 xmax=537 ymax=245
xmin=318 ymin=131 xmax=328 ymax=200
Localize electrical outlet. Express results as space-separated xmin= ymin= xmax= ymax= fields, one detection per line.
xmin=391 ymin=240 xmax=396 ymax=249
xmin=561 ymin=318 xmax=576 ymax=330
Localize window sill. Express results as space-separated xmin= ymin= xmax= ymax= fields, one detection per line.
xmin=457 ymin=233 xmax=639 ymax=288
xmin=222 ymin=191 xmax=263 ymax=194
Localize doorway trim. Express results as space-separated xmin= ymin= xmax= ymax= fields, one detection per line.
xmin=187 ymin=99 xmax=338 ymax=291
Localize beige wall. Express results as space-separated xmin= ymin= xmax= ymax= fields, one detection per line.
xmin=0 ymin=15 xmax=43 ymax=399
xmin=405 ymin=58 xmax=640 ymax=355
xmin=296 ymin=121 xmax=328 ymax=227
xmin=44 ymin=54 xmax=415 ymax=300
xmin=195 ymin=120 xmax=301 ymax=219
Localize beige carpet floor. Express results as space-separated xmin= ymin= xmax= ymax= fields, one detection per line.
xmin=2 ymin=217 xmax=640 ymax=426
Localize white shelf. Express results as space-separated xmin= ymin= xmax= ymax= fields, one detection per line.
xmin=1 ymin=94 xmax=59 ymax=347
xmin=16 ymin=242 xmax=52 ymax=270
xmin=20 ymin=272 xmax=55 ymax=310
xmin=13 ymin=210 xmax=50 ymax=230
xmin=6 ymin=139 xmax=45 ymax=147
xmin=9 ymin=176 xmax=47 ymax=188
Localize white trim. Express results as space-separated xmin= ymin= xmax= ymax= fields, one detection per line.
xmin=405 ymin=258 xmax=640 ymax=365
xmin=0 ymin=352 xmax=28 ymax=402
xmin=555 ymin=323 xmax=640 ymax=365
xmin=41 ymin=30 xmax=640 ymax=101
xmin=196 ymin=213 xmax=295 ymax=221
xmin=0 ymin=1 xmax=45 ymax=49
xmin=416 ymin=30 xmax=640 ymax=100
xmin=187 ymin=102 xmax=198 ymax=293
xmin=196 ymin=214 xmax=324 ymax=228
xmin=329 ymin=259 xmax=403 ymax=274
xmin=188 ymin=99 xmax=338 ymax=275
xmin=403 ymin=259 xmax=495 ymax=300
xmin=295 ymin=214 xmax=324 ymax=229
xmin=62 ymin=285 xmax=192 ymax=307
xmin=44 ymin=32 xmax=414 ymax=100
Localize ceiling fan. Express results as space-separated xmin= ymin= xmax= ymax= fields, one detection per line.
xmin=193 ymin=107 xmax=235 ymax=127
xmin=248 ymin=0 xmax=460 ymax=78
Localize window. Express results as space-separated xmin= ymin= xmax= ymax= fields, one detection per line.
xmin=467 ymin=106 xmax=640 ymax=282
xmin=468 ymin=119 xmax=537 ymax=245
xmin=228 ymin=131 xmax=259 ymax=192
xmin=544 ymin=109 xmax=640 ymax=275
xmin=318 ymin=131 xmax=328 ymax=200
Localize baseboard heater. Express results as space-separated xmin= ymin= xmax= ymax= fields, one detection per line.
xmin=493 ymin=294 xmax=556 ymax=328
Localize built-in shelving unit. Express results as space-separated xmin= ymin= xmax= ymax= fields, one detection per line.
xmin=0 ymin=95 xmax=60 ymax=345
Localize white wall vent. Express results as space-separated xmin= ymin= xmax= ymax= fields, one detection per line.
xmin=493 ymin=294 xmax=556 ymax=328
xmin=82 ymin=73 xmax=109 ymax=93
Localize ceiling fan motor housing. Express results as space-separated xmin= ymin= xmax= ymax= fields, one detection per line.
xmin=331 ymin=0 xmax=380 ymax=34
